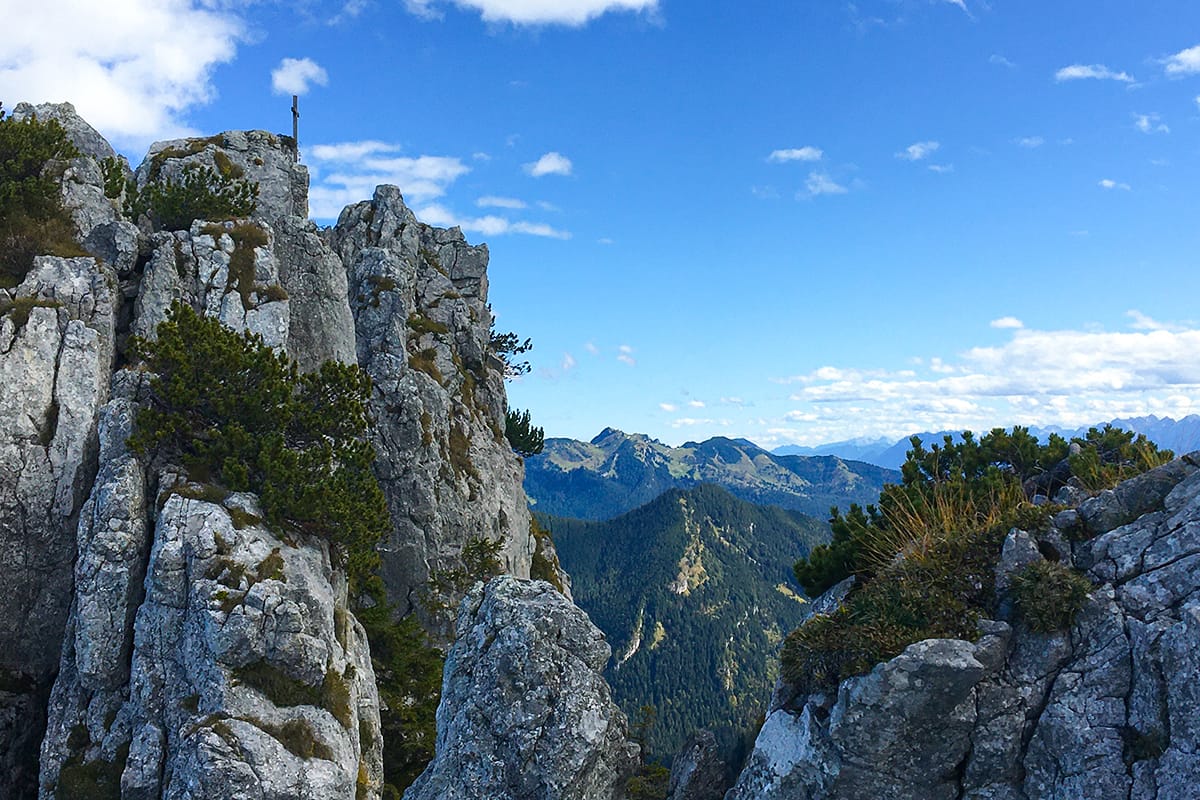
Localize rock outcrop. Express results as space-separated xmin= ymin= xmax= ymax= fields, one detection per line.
xmin=0 ymin=254 xmax=117 ymax=798
xmin=668 ymin=729 xmax=728 ymax=800
xmin=728 ymin=454 xmax=1200 ymax=800
xmin=404 ymin=576 xmax=639 ymax=800
xmin=331 ymin=187 xmax=534 ymax=633
xmin=1 ymin=103 xmax=559 ymax=799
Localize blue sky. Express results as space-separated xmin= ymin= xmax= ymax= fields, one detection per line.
xmin=4 ymin=0 xmax=1200 ymax=447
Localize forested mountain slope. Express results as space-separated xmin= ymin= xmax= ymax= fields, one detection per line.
xmin=543 ymin=483 xmax=828 ymax=763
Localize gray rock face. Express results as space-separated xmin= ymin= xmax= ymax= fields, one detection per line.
xmin=728 ymin=454 xmax=1200 ymax=800
xmin=405 ymin=577 xmax=638 ymax=800
xmin=132 ymin=131 xmax=356 ymax=369
xmin=39 ymin=481 xmax=383 ymax=800
xmin=668 ymin=729 xmax=728 ymax=800
xmin=330 ymin=187 xmax=533 ymax=633
xmin=0 ymin=255 xmax=116 ymax=799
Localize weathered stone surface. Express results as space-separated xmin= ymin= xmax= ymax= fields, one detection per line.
xmin=132 ymin=221 xmax=289 ymax=349
xmin=0 ymin=255 xmax=116 ymax=800
xmin=405 ymin=577 xmax=638 ymax=800
xmin=729 ymin=456 xmax=1200 ymax=800
xmin=39 ymin=485 xmax=383 ymax=800
xmin=331 ymin=187 xmax=533 ymax=634
xmin=272 ymin=215 xmax=356 ymax=369
xmin=668 ymin=729 xmax=728 ymax=800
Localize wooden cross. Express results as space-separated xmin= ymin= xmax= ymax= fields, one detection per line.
xmin=291 ymin=95 xmax=299 ymax=161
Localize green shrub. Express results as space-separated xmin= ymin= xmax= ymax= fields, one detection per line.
xmin=126 ymin=162 xmax=258 ymax=231
xmin=129 ymin=302 xmax=389 ymax=593
xmin=1009 ymin=560 xmax=1092 ymax=633
xmin=488 ymin=323 xmax=532 ymax=378
xmin=354 ymin=609 xmax=444 ymax=795
xmin=504 ymin=408 xmax=544 ymax=457
xmin=99 ymin=157 xmax=125 ymax=199
xmin=793 ymin=426 xmax=1170 ymax=597
xmin=0 ymin=102 xmax=83 ymax=286
xmin=406 ymin=313 xmax=449 ymax=336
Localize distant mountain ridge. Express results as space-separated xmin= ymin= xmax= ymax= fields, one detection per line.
xmin=543 ymin=483 xmax=828 ymax=763
xmin=524 ymin=428 xmax=898 ymax=521
xmin=773 ymin=415 xmax=1200 ymax=469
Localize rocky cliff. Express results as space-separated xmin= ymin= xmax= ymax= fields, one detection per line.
xmin=728 ymin=454 xmax=1200 ymax=800
xmin=0 ymin=101 xmax=568 ymax=800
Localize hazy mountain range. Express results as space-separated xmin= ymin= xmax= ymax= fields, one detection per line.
xmin=772 ymin=415 xmax=1200 ymax=470
xmin=524 ymin=428 xmax=897 ymax=521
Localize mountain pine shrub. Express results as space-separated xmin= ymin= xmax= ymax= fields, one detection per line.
xmin=783 ymin=425 xmax=1169 ymax=693
xmin=0 ymin=102 xmax=85 ymax=287
xmin=126 ymin=162 xmax=258 ymax=231
xmin=129 ymin=302 xmax=388 ymax=591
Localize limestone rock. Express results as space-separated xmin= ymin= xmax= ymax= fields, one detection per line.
xmin=668 ymin=729 xmax=727 ymax=800
xmin=0 ymin=255 xmax=116 ymax=800
xmin=728 ymin=456 xmax=1200 ymax=800
xmin=331 ymin=187 xmax=533 ymax=634
xmin=404 ymin=577 xmax=638 ymax=800
xmin=39 ymin=483 xmax=383 ymax=800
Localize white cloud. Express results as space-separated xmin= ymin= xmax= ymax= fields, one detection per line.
xmin=1134 ymin=113 xmax=1169 ymax=134
xmin=597 ymin=237 xmax=615 ymax=245
xmin=584 ymin=342 xmax=599 ymax=355
xmin=659 ymin=403 xmax=678 ymax=412
xmin=805 ymin=172 xmax=848 ymax=196
xmin=477 ymin=195 xmax=527 ymax=209
xmin=0 ymin=0 xmax=244 ymax=149
xmin=1015 ymin=136 xmax=1044 ymax=148
xmin=1055 ymin=64 xmax=1135 ymax=83
xmin=306 ymin=143 xmax=471 ymax=219
xmin=1163 ymin=44 xmax=1200 ymax=76
xmin=688 ymin=400 xmax=706 ymax=409
xmin=416 ymin=204 xmax=571 ymax=239
xmin=769 ymin=147 xmax=823 ymax=163
xmin=928 ymin=164 xmax=954 ymax=174
xmin=618 ymin=344 xmax=635 ymax=366
xmin=524 ymin=151 xmax=573 ymax=177
xmin=404 ymin=0 xmax=658 ymax=25
xmin=720 ymin=397 xmax=747 ymax=407
xmin=562 ymin=353 xmax=577 ymax=370
xmin=1099 ymin=178 xmax=1131 ymax=191
xmin=271 ymin=57 xmax=328 ymax=96
xmin=943 ymin=0 xmax=969 ymax=12
xmin=776 ymin=317 xmax=1200 ymax=438
xmin=897 ymin=141 xmax=940 ymax=161
xmin=990 ymin=54 xmax=1016 ymax=68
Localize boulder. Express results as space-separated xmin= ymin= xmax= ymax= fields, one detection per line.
xmin=404 ymin=577 xmax=638 ymax=800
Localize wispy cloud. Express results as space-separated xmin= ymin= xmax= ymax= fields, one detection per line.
xmin=775 ymin=315 xmax=1200 ymax=439
xmin=1163 ymin=44 xmax=1200 ymax=76
xmin=990 ymin=316 xmax=1024 ymax=329
xmin=1055 ymin=64 xmax=1135 ymax=83
xmin=477 ymin=195 xmax=527 ymax=209
xmin=403 ymin=0 xmax=659 ymax=25
xmin=769 ymin=147 xmax=823 ymax=163
xmin=524 ymin=151 xmax=573 ymax=177
xmin=562 ymin=353 xmax=577 ymax=371
xmin=1134 ymin=113 xmax=1169 ymax=134
xmin=805 ymin=172 xmax=848 ymax=196
xmin=271 ymin=57 xmax=328 ymax=96
xmin=417 ymin=204 xmax=571 ymax=239
xmin=928 ymin=164 xmax=954 ymax=174
xmin=990 ymin=54 xmax=1016 ymax=68
xmin=659 ymin=402 xmax=678 ymax=412
xmin=1099 ymin=178 xmax=1131 ymax=191
xmin=0 ymin=0 xmax=244 ymax=149
xmin=1015 ymin=136 xmax=1044 ymax=148
xmin=307 ymin=142 xmax=470 ymax=219
xmin=897 ymin=141 xmax=940 ymax=161
xmin=618 ymin=344 xmax=636 ymax=366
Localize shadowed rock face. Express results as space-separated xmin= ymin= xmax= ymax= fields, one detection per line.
xmin=728 ymin=454 xmax=1200 ymax=800
xmin=404 ymin=577 xmax=638 ymax=800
